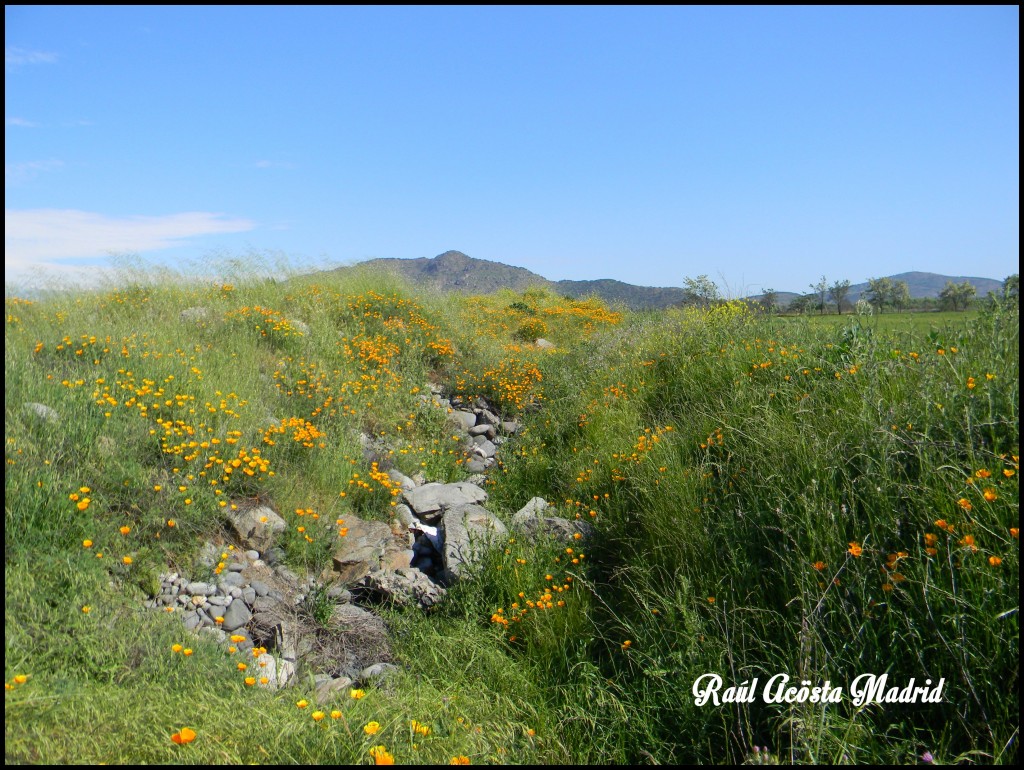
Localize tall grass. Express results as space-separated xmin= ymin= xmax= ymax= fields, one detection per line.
xmin=5 ymin=270 xmax=1017 ymax=764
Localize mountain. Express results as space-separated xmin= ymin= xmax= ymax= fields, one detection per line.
xmin=357 ymin=251 xmax=686 ymax=309
xmin=846 ymin=271 xmax=1004 ymax=301
xmin=350 ymin=252 xmax=1006 ymax=310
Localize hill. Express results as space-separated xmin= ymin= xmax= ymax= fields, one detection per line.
xmin=355 ymin=252 xmax=1005 ymax=310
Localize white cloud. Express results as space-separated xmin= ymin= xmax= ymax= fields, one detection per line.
xmin=4 ymin=209 xmax=256 ymax=283
xmin=5 ymin=159 xmax=64 ymax=187
xmin=6 ymin=116 xmax=38 ymax=128
xmin=5 ymin=46 xmax=57 ymax=68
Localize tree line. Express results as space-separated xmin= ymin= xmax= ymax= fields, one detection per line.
xmin=678 ymin=274 xmax=1019 ymax=314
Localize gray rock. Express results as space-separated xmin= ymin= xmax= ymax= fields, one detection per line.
xmin=511 ymin=497 xmax=595 ymax=542
xmin=354 ymin=568 xmax=446 ymax=609
xmin=229 ymin=587 xmax=243 ymax=599
xmin=358 ymin=662 xmax=399 ymax=684
xmin=227 ymin=561 xmax=246 ymax=572
xmin=263 ymin=547 xmax=285 ymax=566
xmin=227 ymin=505 xmax=287 ymax=552
xmin=386 ymin=469 xmax=416 ymax=492
xmin=447 ymin=410 xmax=477 ymax=433
xmin=394 ymin=503 xmax=416 ymax=529
xmin=221 ymin=599 xmax=252 ymax=632
xmin=402 ymin=482 xmax=488 ymax=521
xmin=179 ymin=306 xmax=210 ymax=323
xmin=207 ymin=594 xmax=230 ymax=607
xmin=245 ymin=550 xmax=260 ymax=561
xmin=465 ymin=458 xmax=487 ymax=473
xmin=331 ymin=515 xmax=394 ymax=584
xmin=314 ymin=676 xmax=356 ymax=704
xmin=254 ymin=653 xmax=296 ymax=688
xmin=440 ymin=504 xmax=508 ymax=580
xmin=219 ymin=571 xmax=245 ymax=589
xmin=501 ymin=421 xmax=521 ymax=435
xmin=186 ymin=582 xmax=215 ymax=596
xmin=199 ymin=627 xmax=228 ymax=643
xmin=183 ymin=610 xmax=202 ymax=630
xmin=470 ymin=438 xmax=496 ymax=459
xmin=250 ymin=579 xmax=270 ymax=597
xmin=241 ymin=587 xmax=257 ymax=606
xmin=479 ymin=409 xmax=500 ymax=426
xmin=535 ymin=338 xmax=556 ymax=350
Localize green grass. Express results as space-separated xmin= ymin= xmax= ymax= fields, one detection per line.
xmin=5 ymin=277 xmax=1018 ymax=764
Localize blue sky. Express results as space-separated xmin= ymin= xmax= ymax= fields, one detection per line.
xmin=5 ymin=6 xmax=1019 ymax=294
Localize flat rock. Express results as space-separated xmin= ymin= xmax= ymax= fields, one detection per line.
xmin=402 ymin=482 xmax=488 ymax=521
xmin=314 ymin=676 xmax=356 ymax=704
xmin=447 ymin=410 xmax=477 ymax=433
xmin=386 ymin=469 xmax=416 ymax=492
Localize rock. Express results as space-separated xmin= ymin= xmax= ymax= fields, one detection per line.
xmin=221 ymin=598 xmax=252 ymax=632
xmin=326 ymin=584 xmax=351 ymax=602
xmin=219 ymin=571 xmax=245 ymax=589
xmin=380 ymin=548 xmax=414 ymax=571
xmin=535 ymin=338 xmax=556 ymax=350
xmin=354 ymin=568 xmax=446 ymax=609
xmin=470 ymin=437 xmax=497 ymax=459
xmin=314 ymin=676 xmax=356 ymax=704
xmin=227 ymin=505 xmax=287 ymax=552
xmin=479 ymin=409 xmax=500 ymax=426
xmin=255 ymin=653 xmax=296 ymax=688
xmin=358 ymin=662 xmax=399 ymax=684
xmin=512 ymin=498 xmax=595 ymax=542
xmin=183 ymin=611 xmax=202 ymax=630
xmin=387 ymin=469 xmax=416 ymax=492
xmin=394 ymin=504 xmax=416 ymax=529
xmin=241 ymin=587 xmax=257 ymax=606
xmin=250 ymin=579 xmax=270 ymax=597
xmin=440 ymin=504 xmax=508 ymax=581
xmin=263 ymin=547 xmax=285 ymax=566
xmin=465 ymin=458 xmax=487 ymax=473
xmin=402 ymin=482 xmax=488 ymax=522
xmin=447 ymin=410 xmax=477 ymax=433
xmin=245 ymin=550 xmax=260 ymax=561
xmin=501 ymin=421 xmax=521 ymax=435
xmin=23 ymin=402 xmax=60 ymax=423
xmin=180 ymin=306 xmax=210 ymax=323
xmin=288 ymin=319 xmax=310 ymax=335
xmin=186 ymin=581 xmax=215 ymax=596
xmin=206 ymin=594 xmax=230 ymax=607
xmin=199 ymin=627 xmax=228 ymax=644
xmin=331 ymin=515 xmax=394 ymax=584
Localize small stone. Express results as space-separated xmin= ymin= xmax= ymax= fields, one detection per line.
xmin=229 ymin=587 xmax=243 ymax=599
xmin=358 ymin=662 xmax=398 ymax=683
xmin=183 ymin=611 xmax=202 ymax=630
xmin=250 ymin=580 xmax=270 ymax=597
xmin=186 ymin=582 xmax=214 ymax=596
xmin=220 ymin=571 xmax=245 ymax=589
xmin=245 ymin=550 xmax=260 ymax=561
xmin=314 ymin=676 xmax=355 ymax=704
xmin=241 ymin=587 xmax=257 ymax=606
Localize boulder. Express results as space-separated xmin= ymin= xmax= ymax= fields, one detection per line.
xmin=447 ymin=410 xmax=477 ymax=433
xmin=440 ymin=504 xmax=508 ymax=581
xmin=227 ymin=505 xmax=287 ymax=552
xmin=402 ymin=482 xmax=488 ymax=523
xmin=331 ymin=515 xmax=395 ymax=584
xmin=353 ymin=568 xmax=446 ymax=609
xmin=511 ymin=497 xmax=595 ymax=542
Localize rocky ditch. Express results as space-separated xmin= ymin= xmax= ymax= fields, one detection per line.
xmin=135 ymin=388 xmax=590 ymax=697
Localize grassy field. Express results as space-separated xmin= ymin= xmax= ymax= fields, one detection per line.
xmin=5 ymin=271 xmax=1018 ymax=764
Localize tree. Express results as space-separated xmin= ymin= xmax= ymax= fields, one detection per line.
xmin=788 ymin=294 xmax=815 ymax=315
xmin=891 ymin=280 xmax=911 ymax=313
xmin=682 ymin=275 xmax=720 ymax=306
xmin=828 ymin=279 xmax=851 ymax=315
xmin=810 ymin=275 xmax=828 ymax=315
xmin=760 ymin=288 xmax=778 ymax=314
xmin=939 ymin=280 xmax=977 ymax=311
xmin=1004 ymin=273 xmax=1019 ymax=303
xmin=866 ymin=277 xmax=893 ymax=313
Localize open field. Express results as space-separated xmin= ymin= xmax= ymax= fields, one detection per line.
xmin=5 ymin=271 xmax=1018 ymax=764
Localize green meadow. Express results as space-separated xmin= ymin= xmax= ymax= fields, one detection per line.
xmin=5 ymin=269 xmax=1018 ymax=764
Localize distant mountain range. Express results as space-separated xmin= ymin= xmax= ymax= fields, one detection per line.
xmin=351 ymin=251 xmax=1004 ymax=310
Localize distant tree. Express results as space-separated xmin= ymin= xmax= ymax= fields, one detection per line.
xmin=788 ymin=294 xmax=815 ymax=315
xmin=891 ymin=280 xmax=911 ymax=312
xmin=866 ymin=277 xmax=893 ymax=313
xmin=939 ymin=280 xmax=976 ymax=311
xmin=1004 ymin=273 xmax=1019 ymax=303
xmin=760 ymin=288 xmax=778 ymax=314
xmin=810 ymin=275 xmax=828 ymax=314
xmin=682 ymin=275 xmax=720 ymax=306
xmin=828 ymin=279 xmax=852 ymax=315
